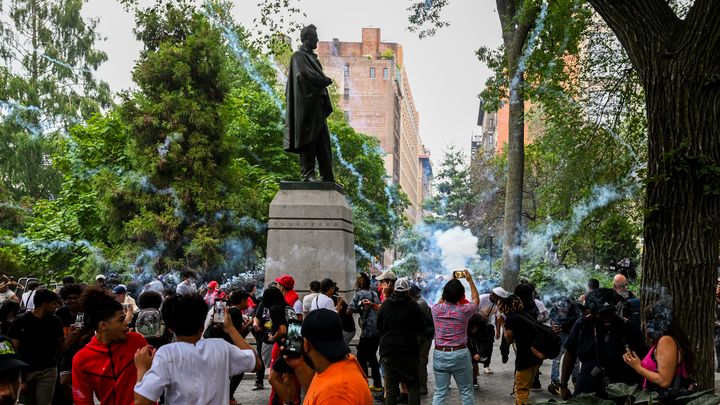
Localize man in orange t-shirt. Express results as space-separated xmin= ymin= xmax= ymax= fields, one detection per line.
xmin=278 ymin=309 xmax=372 ymax=405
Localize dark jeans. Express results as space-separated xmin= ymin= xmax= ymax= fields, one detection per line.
xmin=299 ymin=128 xmax=334 ymax=182
xmin=230 ymin=374 xmax=243 ymax=399
xmin=418 ymin=336 xmax=432 ymax=393
xmin=381 ymin=356 xmax=420 ymax=405
xmin=255 ymin=334 xmax=265 ymax=385
xmin=357 ymin=335 xmax=382 ymax=387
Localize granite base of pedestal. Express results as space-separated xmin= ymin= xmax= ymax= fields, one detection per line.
xmin=265 ymin=182 xmax=356 ymax=296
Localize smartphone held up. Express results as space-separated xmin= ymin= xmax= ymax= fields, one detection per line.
xmin=283 ymin=320 xmax=303 ymax=358
xmin=213 ymin=299 xmax=227 ymax=324
xmin=453 ymin=270 xmax=466 ymax=279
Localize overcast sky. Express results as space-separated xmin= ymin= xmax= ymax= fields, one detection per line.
xmin=83 ymin=0 xmax=502 ymax=167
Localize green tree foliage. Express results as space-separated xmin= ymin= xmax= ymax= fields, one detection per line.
xmin=424 ymin=146 xmax=476 ymax=228
xmin=0 ymin=0 xmax=112 ymax=200
xmin=111 ymin=2 xmax=241 ymax=274
xmin=4 ymin=2 xmax=406 ymax=282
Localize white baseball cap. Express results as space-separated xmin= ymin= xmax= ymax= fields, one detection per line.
xmin=492 ymin=287 xmax=509 ymax=298
xmin=95 ymin=274 xmax=106 ymax=280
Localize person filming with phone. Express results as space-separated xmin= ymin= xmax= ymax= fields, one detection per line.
xmin=133 ymin=294 xmax=260 ymax=405
xmin=279 ymin=309 xmax=372 ymax=405
xmin=431 ymin=269 xmax=479 ymax=405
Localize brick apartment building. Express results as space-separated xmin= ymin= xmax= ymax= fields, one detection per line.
xmin=316 ymin=28 xmax=427 ymax=225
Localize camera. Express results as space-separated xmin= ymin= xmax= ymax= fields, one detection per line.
xmin=213 ymin=299 xmax=227 ymax=324
xmin=282 ymin=320 xmax=303 ymax=358
xmin=453 ymin=270 xmax=465 ymax=279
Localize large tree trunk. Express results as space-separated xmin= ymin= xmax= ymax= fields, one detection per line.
xmin=501 ymin=71 xmax=525 ymax=290
xmin=495 ymin=0 xmax=537 ymax=290
xmin=587 ymin=0 xmax=720 ymax=388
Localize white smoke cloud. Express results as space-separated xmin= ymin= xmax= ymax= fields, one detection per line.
xmin=434 ymin=226 xmax=479 ymax=270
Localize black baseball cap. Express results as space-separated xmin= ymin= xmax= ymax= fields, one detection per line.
xmin=0 ymin=336 xmax=27 ymax=373
xmin=301 ymin=309 xmax=350 ymax=360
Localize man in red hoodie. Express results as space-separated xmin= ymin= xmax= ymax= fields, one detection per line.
xmin=72 ymin=287 xmax=148 ymax=405
xmin=276 ymin=275 xmax=303 ymax=321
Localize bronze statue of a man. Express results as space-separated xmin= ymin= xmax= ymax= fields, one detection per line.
xmin=284 ymin=24 xmax=335 ymax=182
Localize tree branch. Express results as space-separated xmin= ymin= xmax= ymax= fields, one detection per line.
xmin=586 ymin=0 xmax=680 ymax=76
xmin=682 ymin=0 xmax=720 ymax=73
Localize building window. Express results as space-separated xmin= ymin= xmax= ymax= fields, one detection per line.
xmin=344 ymin=87 xmax=350 ymax=99
xmin=344 ymin=64 xmax=350 ymax=78
xmin=383 ymin=67 xmax=389 ymax=79
xmin=370 ymin=67 xmax=376 ymax=79
xmin=344 ymin=111 xmax=350 ymax=121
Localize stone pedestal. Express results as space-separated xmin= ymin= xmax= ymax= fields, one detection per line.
xmin=265 ymin=182 xmax=356 ymax=296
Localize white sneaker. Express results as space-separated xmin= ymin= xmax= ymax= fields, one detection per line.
xmin=483 ymin=367 xmax=493 ymax=374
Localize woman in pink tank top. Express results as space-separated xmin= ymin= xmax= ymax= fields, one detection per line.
xmin=621 ymin=303 xmax=693 ymax=391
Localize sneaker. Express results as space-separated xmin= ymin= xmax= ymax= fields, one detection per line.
xmin=369 ymin=385 xmax=383 ymax=392
xmin=473 ymin=381 xmax=480 ymax=389
xmin=483 ymin=367 xmax=493 ymax=374
xmin=532 ymin=380 xmax=542 ymax=391
xmin=547 ymin=382 xmax=560 ymax=396
xmin=251 ymin=383 xmax=264 ymax=391
xmin=501 ymin=354 xmax=509 ymax=364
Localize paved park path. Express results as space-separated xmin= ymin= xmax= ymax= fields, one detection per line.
xmin=234 ymin=339 xmax=561 ymax=404
xmin=232 ymin=339 xmax=720 ymax=404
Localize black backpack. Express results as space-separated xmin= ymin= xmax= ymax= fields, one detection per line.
xmin=518 ymin=312 xmax=562 ymax=360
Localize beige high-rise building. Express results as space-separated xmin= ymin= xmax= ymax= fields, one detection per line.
xmin=316 ymin=28 xmax=426 ymax=225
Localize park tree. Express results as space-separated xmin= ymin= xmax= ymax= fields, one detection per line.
xmin=424 ymin=146 xmax=476 ymax=228
xmin=409 ymin=0 xmax=588 ymax=289
xmin=0 ymin=0 xmax=112 ymax=200
xmin=584 ymin=0 xmax=720 ymax=387
xmin=109 ymin=2 xmax=241 ymax=275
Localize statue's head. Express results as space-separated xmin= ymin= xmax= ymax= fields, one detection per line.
xmin=301 ymin=24 xmax=319 ymax=50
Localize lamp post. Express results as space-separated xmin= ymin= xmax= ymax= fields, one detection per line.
xmin=488 ymin=227 xmax=494 ymax=262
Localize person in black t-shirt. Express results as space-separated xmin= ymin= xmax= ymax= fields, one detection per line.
xmin=500 ymin=294 xmax=543 ymax=405
xmin=8 ymin=289 xmax=64 ymax=405
xmin=559 ymin=288 xmax=645 ymax=400
xmin=55 ymin=284 xmax=84 ymax=332
xmin=54 ymin=283 xmax=86 ymax=405
xmin=264 ymin=287 xmax=300 ymax=405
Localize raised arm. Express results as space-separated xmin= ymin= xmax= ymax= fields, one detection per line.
xmin=464 ymin=270 xmax=479 ymax=305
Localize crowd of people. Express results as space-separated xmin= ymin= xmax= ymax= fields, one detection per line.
xmin=0 ymin=268 xmax=703 ymax=405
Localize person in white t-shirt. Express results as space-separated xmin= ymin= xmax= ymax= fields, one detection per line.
xmin=476 ymin=287 xmax=509 ymax=375
xmin=308 ymin=278 xmax=344 ymax=313
xmin=20 ymin=281 xmax=39 ymax=312
xmin=0 ymin=277 xmax=18 ymax=304
xmin=302 ymin=280 xmax=321 ymax=318
xmin=134 ymin=294 xmax=261 ymax=405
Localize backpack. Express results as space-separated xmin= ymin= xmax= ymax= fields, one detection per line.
xmin=518 ymin=312 xmax=562 ymax=360
xmin=135 ymin=308 xmax=165 ymax=339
